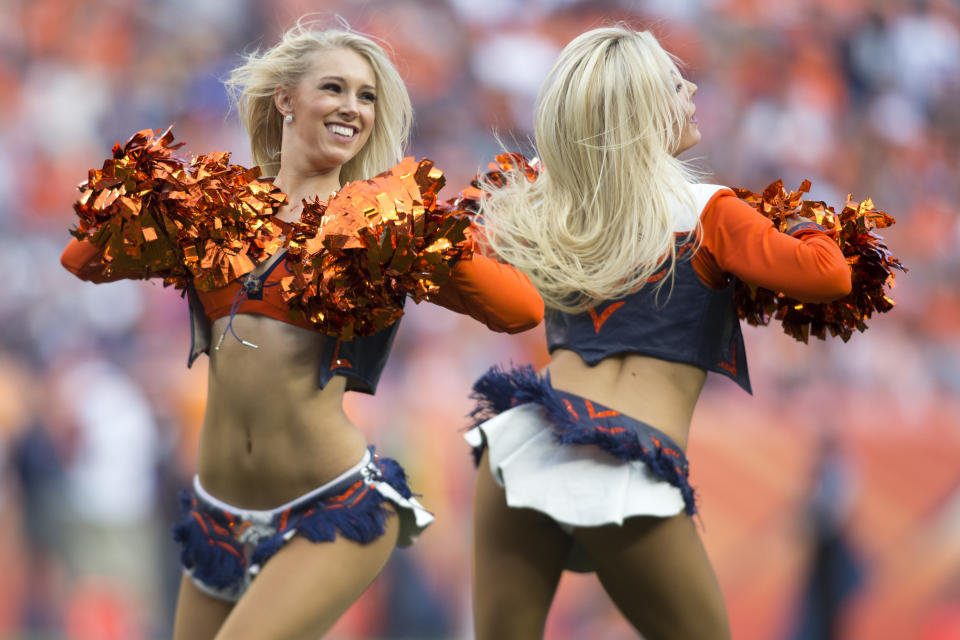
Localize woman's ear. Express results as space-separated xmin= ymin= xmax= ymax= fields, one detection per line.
xmin=274 ymin=86 xmax=292 ymax=118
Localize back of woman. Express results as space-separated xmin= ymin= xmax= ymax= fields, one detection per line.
xmin=466 ymin=26 xmax=852 ymax=640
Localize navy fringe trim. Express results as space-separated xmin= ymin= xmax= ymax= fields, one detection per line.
xmin=172 ymin=452 xmax=414 ymax=593
xmin=250 ymin=478 xmax=389 ymax=568
xmin=172 ymin=491 xmax=246 ymax=591
xmin=378 ymin=455 xmax=414 ymax=499
xmin=469 ymin=364 xmax=698 ymax=515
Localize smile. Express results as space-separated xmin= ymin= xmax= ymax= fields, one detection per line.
xmin=326 ymin=123 xmax=358 ymax=139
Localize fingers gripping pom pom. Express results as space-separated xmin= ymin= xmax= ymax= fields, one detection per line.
xmin=733 ymin=180 xmax=907 ymax=342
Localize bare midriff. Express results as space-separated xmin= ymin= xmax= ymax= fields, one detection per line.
xmin=546 ymin=349 xmax=707 ymax=451
xmin=197 ymin=313 xmax=368 ymax=510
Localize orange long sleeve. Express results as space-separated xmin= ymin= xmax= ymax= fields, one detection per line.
xmin=66 ymin=234 xmax=545 ymax=333
xmin=693 ymin=192 xmax=852 ymax=302
xmin=427 ymin=252 xmax=544 ymax=333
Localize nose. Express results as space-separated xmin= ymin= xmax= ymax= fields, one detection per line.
xmin=339 ymin=94 xmax=359 ymax=119
xmin=687 ymin=79 xmax=698 ymax=97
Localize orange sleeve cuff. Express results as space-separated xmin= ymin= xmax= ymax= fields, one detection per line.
xmin=694 ymin=194 xmax=852 ymax=302
xmin=427 ymin=252 xmax=544 ymax=333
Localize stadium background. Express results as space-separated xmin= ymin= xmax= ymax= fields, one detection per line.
xmin=1 ymin=0 xmax=959 ymax=638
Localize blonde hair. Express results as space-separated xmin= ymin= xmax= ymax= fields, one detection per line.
xmin=225 ymin=18 xmax=412 ymax=182
xmin=479 ymin=26 xmax=698 ymax=313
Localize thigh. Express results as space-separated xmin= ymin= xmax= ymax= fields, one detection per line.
xmin=172 ymin=573 xmax=235 ymax=640
xmin=574 ymin=513 xmax=730 ymax=640
xmin=212 ymin=513 xmax=400 ymax=640
xmin=473 ymin=449 xmax=573 ymax=640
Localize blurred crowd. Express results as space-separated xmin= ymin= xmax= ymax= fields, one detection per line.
xmin=1 ymin=0 xmax=958 ymax=638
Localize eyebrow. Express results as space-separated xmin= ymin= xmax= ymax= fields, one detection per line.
xmin=318 ymin=75 xmax=377 ymax=91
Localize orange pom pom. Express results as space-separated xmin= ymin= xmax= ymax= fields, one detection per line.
xmin=281 ymin=158 xmax=473 ymax=340
xmin=70 ymin=126 xmax=287 ymax=290
xmin=733 ymin=180 xmax=906 ymax=342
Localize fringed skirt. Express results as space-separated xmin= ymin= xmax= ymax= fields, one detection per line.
xmin=466 ymin=365 xmax=695 ymax=570
xmin=172 ymin=447 xmax=433 ymax=601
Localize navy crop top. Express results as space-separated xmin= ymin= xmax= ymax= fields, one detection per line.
xmin=62 ymin=232 xmax=545 ymax=396
xmin=545 ymin=184 xmax=853 ymax=394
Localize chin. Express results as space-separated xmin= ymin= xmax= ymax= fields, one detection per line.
xmin=315 ymin=148 xmax=356 ymax=170
xmin=680 ymin=131 xmax=701 ymax=154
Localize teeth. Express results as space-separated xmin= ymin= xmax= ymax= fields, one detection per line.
xmin=328 ymin=124 xmax=356 ymax=137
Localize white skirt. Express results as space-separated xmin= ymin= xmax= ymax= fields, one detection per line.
xmin=466 ymin=403 xmax=686 ymax=529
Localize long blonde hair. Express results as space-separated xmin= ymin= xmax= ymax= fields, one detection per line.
xmin=479 ymin=26 xmax=698 ymax=313
xmin=225 ymin=18 xmax=412 ymax=182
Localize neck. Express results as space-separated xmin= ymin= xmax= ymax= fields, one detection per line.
xmin=273 ymin=163 xmax=342 ymax=222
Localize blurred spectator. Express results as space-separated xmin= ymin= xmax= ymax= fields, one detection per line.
xmin=789 ymin=431 xmax=865 ymax=640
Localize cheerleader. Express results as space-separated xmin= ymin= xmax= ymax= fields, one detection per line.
xmin=62 ymin=21 xmax=542 ymax=640
xmin=467 ymin=26 xmax=851 ymax=640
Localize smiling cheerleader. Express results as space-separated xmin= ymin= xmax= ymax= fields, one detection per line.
xmin=62 ymin=19 xmax=542 ymax=640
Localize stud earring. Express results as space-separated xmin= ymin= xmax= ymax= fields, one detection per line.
xmin=284 ymin=113 xmax=293 ymax=124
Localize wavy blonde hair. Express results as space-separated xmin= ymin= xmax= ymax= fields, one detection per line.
xmin=225 ymin=18 xmax=412 ymax=182
xmin=479 ymin=26 xmax=698 ymax=313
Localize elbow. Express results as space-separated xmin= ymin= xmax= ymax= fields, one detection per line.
xmin=795 ymin=242 xmax=853 ymax=302
xmin=522 ymin=297 xmax=547 ymax=331
xmin=822 ymin=262 xmax=853 ymax=301
xmin=501 ymin=317 xmax=543 ymax=334
xmin=834 ymin=268 xmax=853 ymax=299
xmin=489 ymin=300 xmax=545 ymax=334
xmin=801 ymin=265 xmax=853 ymax=303
xmin=495 ymin=322 xmax=541 ymax=334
